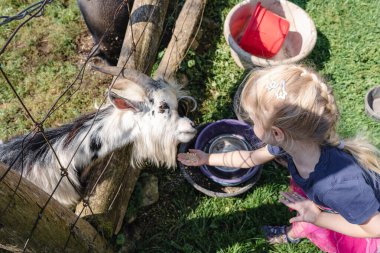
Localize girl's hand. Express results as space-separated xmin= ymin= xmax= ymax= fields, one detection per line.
xmin=279 ymin=191 xmax=321 ymax=224
xmin=177 ymin=149 xmax=208 ymax=166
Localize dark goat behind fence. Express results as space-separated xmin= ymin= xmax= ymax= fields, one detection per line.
xmin=77 ymin=0 xmax=133 ymax=65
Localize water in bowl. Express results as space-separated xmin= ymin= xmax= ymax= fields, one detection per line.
xmin=207 ymin=134 xmax=251 ymax=173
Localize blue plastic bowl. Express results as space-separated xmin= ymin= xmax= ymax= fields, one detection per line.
xmin=194 ymin=119 xmax=264 ymax=186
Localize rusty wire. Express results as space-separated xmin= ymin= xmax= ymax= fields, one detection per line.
xmin=0 ymin=0 xmax=187 ymax=252
xmin=0 ymin=0 xmax=53 ymax=26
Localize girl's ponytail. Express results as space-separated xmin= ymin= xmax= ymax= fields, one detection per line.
xmin=343 ymin=137 xmax=380 ymax=174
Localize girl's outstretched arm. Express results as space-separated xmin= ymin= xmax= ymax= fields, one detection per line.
xmin=177 ymin=145 xmax=275 ymax=168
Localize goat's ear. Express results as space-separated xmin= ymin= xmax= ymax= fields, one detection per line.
xmin=109 ymin=92 xmax=142 ymax=111
xmin=111 ymin=79 xmax=147 ymax=99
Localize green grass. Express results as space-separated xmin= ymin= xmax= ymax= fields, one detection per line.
xmin=0 ymin=0 xmax=110 ymax=139
xmin=1 ymin=0 xmax=380 ymax=252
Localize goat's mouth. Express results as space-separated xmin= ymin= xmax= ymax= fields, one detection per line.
xmin=178 ymin=129 xmax=197 ymax=143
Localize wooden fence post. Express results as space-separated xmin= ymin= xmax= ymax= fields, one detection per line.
xmin=0 ymin=164 xmax=112 ymax=252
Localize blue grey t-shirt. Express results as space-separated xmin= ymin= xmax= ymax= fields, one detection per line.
xmin=268 ymin=144 xmax=380 ymax=224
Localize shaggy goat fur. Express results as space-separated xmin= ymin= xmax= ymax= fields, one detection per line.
xmin=0 ymin=73 xmax=196 ymax=207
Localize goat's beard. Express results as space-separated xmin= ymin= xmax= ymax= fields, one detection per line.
xmin=131 ymin=134 xmax=178 ymax=168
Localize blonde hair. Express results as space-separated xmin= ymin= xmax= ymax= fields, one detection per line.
xmin=239 ymin=64 xmax=380 ymax=173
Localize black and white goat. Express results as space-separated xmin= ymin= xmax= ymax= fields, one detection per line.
xmin=0 ymin=67 xmax=197 ymax=207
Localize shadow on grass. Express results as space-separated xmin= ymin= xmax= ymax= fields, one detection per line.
xmin=307 ymin=29 xmax=331 ymax=71
xmin=180 ymin=0 xmax=244 ymax=123
xmin=142 ymin=202 xmax=289 ymax=253
xmin=134 ymin=198 xmax=318 ymax=253
xmin=291 ymin=0 xmax=332 ymax=70
xmin=126 ymin=164 xmax=321 ymax=253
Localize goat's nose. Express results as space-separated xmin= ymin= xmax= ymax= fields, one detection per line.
xmin=190 ymin=121 xmax=195 ymax=127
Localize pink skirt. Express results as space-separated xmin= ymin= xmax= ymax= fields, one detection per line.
xmin=290 ymin=179 xmax=380 ymax=253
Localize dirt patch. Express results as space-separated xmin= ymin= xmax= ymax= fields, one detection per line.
xmin=37 ymin=38 xmax=52 ymax=55
xmin=76 ymin=30 xmax=94 ymax=58
xmin=74 ymin=29 xmax=112 ymax=91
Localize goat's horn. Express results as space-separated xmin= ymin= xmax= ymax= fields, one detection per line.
xmin=178 ymin=96 xmax=197 ymax=112
xmin=91 ymin=65 xmax=160 ymax=90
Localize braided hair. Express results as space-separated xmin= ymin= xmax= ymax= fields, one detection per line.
xmin=240 ymin=64 xmax=380 ymax=173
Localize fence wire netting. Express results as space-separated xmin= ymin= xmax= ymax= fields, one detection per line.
xmin=0 ymin=0 xmax=188 ymax=251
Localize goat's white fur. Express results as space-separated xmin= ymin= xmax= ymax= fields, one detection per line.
xmin=0 ymin=77 xmax=196 ymax=207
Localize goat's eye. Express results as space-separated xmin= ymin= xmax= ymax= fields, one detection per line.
xmin=158 ymin=102 xmax=170 ymax=113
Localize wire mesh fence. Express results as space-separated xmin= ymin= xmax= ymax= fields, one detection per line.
xmin=0 ymin=0 xmax=189 ymax=251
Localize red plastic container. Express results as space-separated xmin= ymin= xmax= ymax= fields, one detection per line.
xmin=239 ymin=2 xmax=290 ymax=58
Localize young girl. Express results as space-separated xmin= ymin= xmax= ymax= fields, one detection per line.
xmin=177 ymin=64 xmax=380 ymax=252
